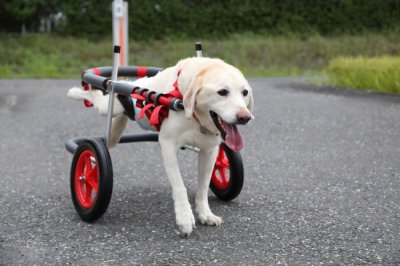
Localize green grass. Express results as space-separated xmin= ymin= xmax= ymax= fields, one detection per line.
xmin=1 ymin=32 xmax=400 ymax=79
xmin=327 ymin=56 xmax=400 ymax=93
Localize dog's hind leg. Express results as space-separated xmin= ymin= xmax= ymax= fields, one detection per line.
xmin=159 ymin=137 xmax=195 ymax=237
xmin=108 ymin=114 xmax=128 ymax=149
xmin=195 ymin=147 xmax=223 ymax=226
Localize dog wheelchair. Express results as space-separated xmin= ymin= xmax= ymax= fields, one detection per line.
xmin=65 ymin=43 xmax=244 ymax=222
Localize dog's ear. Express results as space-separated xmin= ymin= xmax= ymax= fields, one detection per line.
xmin=183 ymin=81 xmax=201 ymax=119
xmin=183 ymin=69 xmax=205 ymax=119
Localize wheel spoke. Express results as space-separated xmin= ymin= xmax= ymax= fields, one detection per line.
xmin=86 ymin=180 xmax=98 ymax=193
xmin=85 ymin=165 xmax=98 ymax=192
xmin=212 ymin=168 xmax=220 ymax=182
xmin=218 ymin=167 xmax=228 ymax=184
xmin=210 ymin=145 xmax=231 ymax=190
xmin=216 ymin=146 xmax=229 ymax=168
xmin=87 ymin=180 xmax=98 ymax=193
xmin=84 ymin=155 xmax=92 ymax=173
xmin=221 ymin=158 xmax=229 ymax=168
xmin=217 ymin=147 xmax=225 ymax=161
xmin=84 ymin=184 xmax=93 ymax=203
xmin=84 ymin=157 xmax=93 ymax=176
xmin=85 ymin=164 xmax=97 ymax=180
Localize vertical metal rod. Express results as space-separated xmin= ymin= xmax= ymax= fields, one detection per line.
xmin=105 ymin=45 xmax=120 ymax=147
xmin=195 ymin=42 xmax=203 ymax=57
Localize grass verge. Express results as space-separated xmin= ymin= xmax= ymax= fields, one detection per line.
xmin=1 ymin=32 xmax=400 ymax=78
xmin=327 ymin=56 xmax=400 ymax=93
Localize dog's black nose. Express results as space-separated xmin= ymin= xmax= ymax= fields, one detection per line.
xmin=236 ymin=110 xmax=252 ymax=125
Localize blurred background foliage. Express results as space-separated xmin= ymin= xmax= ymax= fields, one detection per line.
xmin=1 ymin=0 xmax=400 ymax=38
xmin=1 ymin=0 xmax=400 ymax=93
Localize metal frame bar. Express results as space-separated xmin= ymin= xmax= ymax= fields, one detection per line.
xmin=66 ymin=42 xmax=205 ymax=155
xmin=65 ymin=132 xmax=159 ymax=154
xmin=65 ymin=132 xmax=198 ymax=154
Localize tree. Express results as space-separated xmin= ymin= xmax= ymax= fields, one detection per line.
xmin=57 ymin=0 xmax=112 ymax=36
xmin=0 ymin=0 xmax=59 ymax=33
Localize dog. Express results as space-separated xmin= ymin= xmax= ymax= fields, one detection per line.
xmin=68 ymin=57 xmax=254 ymax=236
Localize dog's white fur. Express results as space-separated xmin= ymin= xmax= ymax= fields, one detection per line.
xmin=68 ymin=57 xmax=254 ymax=236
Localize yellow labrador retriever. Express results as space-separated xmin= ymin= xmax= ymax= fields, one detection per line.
xmin=68 ymin=57 xmax=254 ymax=236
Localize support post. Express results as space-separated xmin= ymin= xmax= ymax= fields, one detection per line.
xmin=195 ymin=42 xmax=203 ymax=57
xmin=112 ymin=0 xmax=129 ymax=66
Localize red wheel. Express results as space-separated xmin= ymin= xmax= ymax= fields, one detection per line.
xmin=210 ymin=143 xmax=244 ymax=201
xmin=211 ymin=146 xmax=231 ymax=190
xmin=70 ymin=138 xmax=113 ymax=222
xmin=74 ymin=149 xmax=99 ymax=209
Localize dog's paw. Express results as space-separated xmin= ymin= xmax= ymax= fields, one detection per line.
xmin=176 ymin=211 xmax=196 ymax=237
xmin=198 ymin=212 xmax=223 ymax=226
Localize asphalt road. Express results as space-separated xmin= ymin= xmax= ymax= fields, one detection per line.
xmin=0 ymin=78 xmax=399 ymax=265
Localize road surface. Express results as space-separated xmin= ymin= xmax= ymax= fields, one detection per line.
xmin=0 ymin=78 xmax=399 ymax=265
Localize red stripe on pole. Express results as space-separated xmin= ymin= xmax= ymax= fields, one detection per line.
xmin=119 ymin=16 xmax=124 ymax=66
xmin=137 ymin=66 xmax=147 ymax=78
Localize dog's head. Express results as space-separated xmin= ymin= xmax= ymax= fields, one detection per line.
xmin=183 ymin=59 xmax=254 ymax=151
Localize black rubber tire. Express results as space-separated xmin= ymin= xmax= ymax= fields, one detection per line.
xmin=70 ymin=137 xmax=113 ymax=222
xmin=210 ymin=143 xmax=244 ymax=201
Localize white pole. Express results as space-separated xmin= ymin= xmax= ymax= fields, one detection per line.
xmin=112 ymin=0 xmax=129 ymax=66
xmin=105 ymin=46 xmax=120 ymax=147
xmin=195 ymin=42 xmax=203 ymax=57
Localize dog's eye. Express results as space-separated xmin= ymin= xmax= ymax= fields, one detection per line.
xmin=217 ymin=89 xmax=229 ymax=96
xmin=242 ymin=89 xmax=249 ymax=97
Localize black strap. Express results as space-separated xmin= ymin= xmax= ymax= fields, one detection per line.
xmin=117 ymin=95 xmax=136 ymax=121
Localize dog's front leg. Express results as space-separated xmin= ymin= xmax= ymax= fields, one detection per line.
xmin=159 ymin=138 xmax=195 ymax=236
xmin=196 ymin=147 xmax=223 ymax=226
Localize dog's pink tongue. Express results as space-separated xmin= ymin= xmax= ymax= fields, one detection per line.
xmin=223 ymin=123 xmax=243 ymax=151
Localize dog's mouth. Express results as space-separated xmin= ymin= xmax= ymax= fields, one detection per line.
xmin=210 ymin=111 xmax=243 ymax=151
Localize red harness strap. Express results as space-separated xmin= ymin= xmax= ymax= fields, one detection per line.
xmin=82 ymin=67 xmax=102 ymax=107
xmin=133 ymin=70 xmax=183 ymax=131
xmin=171 ymin=70 xmax=183 ymax=97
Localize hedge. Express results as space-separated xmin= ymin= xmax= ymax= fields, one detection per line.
xmin=56 ymin=0 xmax=400 ymax=39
